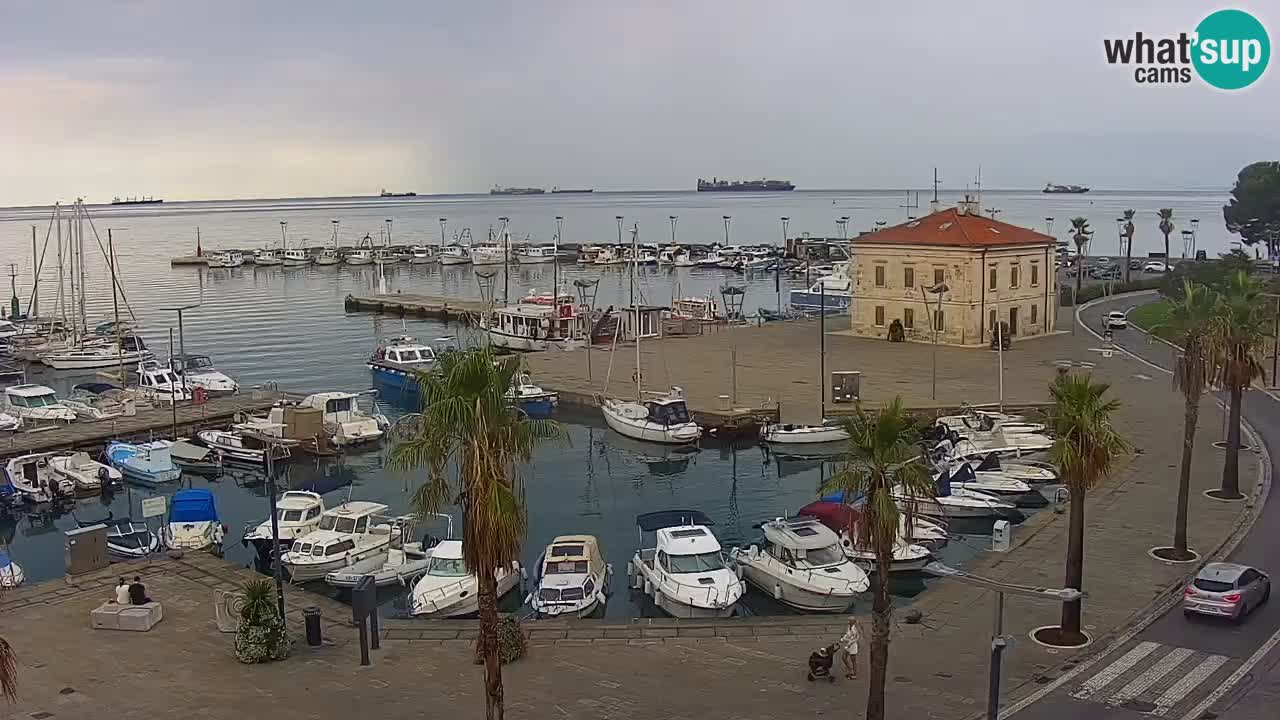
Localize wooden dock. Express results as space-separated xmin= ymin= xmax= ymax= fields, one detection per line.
xmin=0 ymin=391 xmax=288 ymax=457
xmin=344 ymin=293 xmax=490 ymax=321
xmin=169 ymin=255 xmax=210 ymax=266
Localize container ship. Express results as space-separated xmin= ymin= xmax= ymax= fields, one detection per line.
xmin=1042 ymin=183 xmax=1089 ymax=194
xmin=491 ymin=185 xmax=546 ymax=195
xmin=379 ymin=189 xmax=417 ymax=197
xmin=111 ymin=196 xmax=163 ymax=205
xmin=550 ymin=187 xmax=593 ymax=194
xmin=697 ymin=177 xmax=795 ymax=192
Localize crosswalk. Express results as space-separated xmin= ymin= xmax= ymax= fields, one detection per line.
xmin=1069 ymin=641 xmax=1234 ymax=716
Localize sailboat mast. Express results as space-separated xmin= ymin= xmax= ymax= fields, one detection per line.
xmin=30 ymin=225 xmax=38 ymax=318
xmin=109 ymin=229 xmax=123 ymax=378
xmin=632 ymin=224 xmax=641 ymax=402
xmin=55 ymin=203 xmax=65 ymax=327
xmin=77 ymin=201 xmax=87 ymax=334
xmin=819 ymin=283 xmax=826 ymax=420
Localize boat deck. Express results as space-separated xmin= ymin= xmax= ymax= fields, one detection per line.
xmin=0 ymin=391 xmax=289 ymax=457
xmin=343 ymin=293 xmax=490 ymax=321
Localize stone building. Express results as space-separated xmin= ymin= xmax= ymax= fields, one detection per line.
xmin=849 ymin=200 xmax=1058 ymax=346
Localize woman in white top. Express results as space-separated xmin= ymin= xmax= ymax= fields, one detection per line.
xmin=840 ymin=616 xmax=861 ymax=680
xmin=114 ymin=578 xmax=130 ymax=604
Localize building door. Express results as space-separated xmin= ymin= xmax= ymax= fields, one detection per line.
xmin=988 ymin=309 xmax=997 ymax=337
xmin=1009 ymin=307 xmax=1019 ymax=336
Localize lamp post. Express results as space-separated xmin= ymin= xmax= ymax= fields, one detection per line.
xmin=241 ymin=424 xmax=299 ymax=622
xmin=924 ymin=562 xmax=1083 ymax=720
xmin=1189 ymin=218 xmax=1200 ymax=258
xmin=160 ymin=303 xmax=201 ymax=395
xmin=722 ymin=215 xmax=732 ymax=247
xmin=498 ymin=216 xmax=510 ymax=304
xmin=554 ymin=216 xmax=564 ymax=300
xmin=779 ymin=217 xmax=790 ymax=313
xmin=279 ymin=221 xmax=287 ymax=248
xmin=669 ymin=215 xmax=678 ymax=247
xmin=438 ymin=218 xmax=448 ymax=247
xmin=921 ymin=283 xmax=948 ymax=400
xmin=1265 ymin=292 xmax=1280 ymax=388
xmin=1113 ymin=217 xmax=1127 ymax=295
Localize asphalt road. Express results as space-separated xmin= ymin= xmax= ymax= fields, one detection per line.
xmin=1007 ymin=293 xmax=1280 ymax=720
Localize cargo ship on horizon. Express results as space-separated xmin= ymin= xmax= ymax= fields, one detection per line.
xmin=491 ymin=185 xmax=546 ymax=195
xmin=697 ymin=177 xmax=795 ymax=192
xmin=379 ymin=189 xmax=417 ymax=197
xmin=111 ymin=196 xmax=163 ymax=205
xmin=1042 ymin=183 xmax=1089 ymax=194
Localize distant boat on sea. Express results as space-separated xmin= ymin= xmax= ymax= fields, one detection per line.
xmin=697 ymin=177 xmax=795 ymax=192
xmin=1042 ymin=183 xmax=1090 ymax=194
xmin=491 ymin=185 xmax=546 ymax=195
xmin=379 ymin=189 xmax=417 ymax=197
xmin=550 ymin=187 xmax=593 ymax=194
xmin=111 ymin=196 xmax=163 ymax=205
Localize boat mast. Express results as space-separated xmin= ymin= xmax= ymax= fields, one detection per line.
xmin=554 ymin=215 xmax=563 ymax=302
xmin=109 ymin=229 xmax=123 ymax=379
xmin=819 ymin=282 xmax=826 ymax=420
xmin=30 ymin=225 xmax=38 ymax=318
xmin=54 ymin=203 xmax=65 ymax=329
xmin=77 ymin=200 xmax=87 ymax=337
xmin=631 ymin=223 xmax=641 ymax=402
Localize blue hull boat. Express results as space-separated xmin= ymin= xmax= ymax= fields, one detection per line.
xmin=369 ymin=364 xmax=417 ymax=392
xmin=106 ymin=441 xmax=182 ymax=484
xmin=788 ymin=290 xmax=850 ymax=315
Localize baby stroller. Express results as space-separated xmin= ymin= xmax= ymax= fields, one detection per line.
xmin=807 ymin=644 xmax=837 ymax=682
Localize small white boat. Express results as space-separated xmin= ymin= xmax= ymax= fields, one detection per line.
xmin=937 ymin=463 xmax=1031 ymax=497
xmin=438 ymin=245 xmax=471 ymax=265
xmin=529 ymin=535 xmax=611 ymax=618
xmin=4 ymin=452 xmax=75 ymax=502
xmin=407 ymin=245 xmax=438 ymax=264
xmin=254 ymin=249 xmax=283 ymax=266
xmin=938 ymin=412 xmax=1047 ymax=437
xmin=105 ymin=440 xmax=182 ymax=484
xmin=760 ymin=422 xmax=849 ymax=445
xmin=248 ymin=392 xmax=389 ymax=448
xmin=208 ymin=250 xmax=245 ymax=268
xmin=695 ymin=250 xmax=728 ymax=267
xmin=0 ymin=552 xmax=24 ymax=588
xmin=344 ymin=247 xmax=374 ymax=265
xmin=507 ymin=374 xmax=558 ymax=417
xmin=729 ymin=516 xmax=869 ymax=612
xmin=242 ymin=490 xmax=325 ymax=563
xmin=281 ymin=501 xmax=400 ymax=582
xmin=626 ymin=247 xmax=658 ymax=265
xmin=160 ymin=489 xmax=225 ymax=552
xmin=658 ymin=247 xmax=689 ymax=266
xmin=892 ymin=480 xmax=1018 ymax=520
xmin=0 ymin=412 xmax=21 ymax=432
xmin=42 ymin=335 xmax=154 ymax=370
xmin=514 ymin=245 xmax=558 ymax=264
xmin=314 ymin=247 xmax=341 ymax=266
xmin=576 ymin=246 xmax=604 ymax=264
xmin=963 ymin=451 xmax=1059 ymax=484
xmin=601 ymin=388 xmax=702 ymax=445
xmin=469 ymin=243 xmax=507 ymax=265
xmin=593 ymin=247 xmax=627 ymax=266
xmin=104 ymin=518 xmax=161 ymax=559
xmin=798 ymin=499 xmax=943 ymax=565
xmin=49 ymin=452 xmax=122 ymax=490
xmin=133 ymin=360 xmax=192 ymax=403
xmin=282 ymin=247 xmax=312 ymax=267
xmin=62 ymin=384 xmax=128 ymax=421
xmin=629 ymin=510 xmax=743 ymax=618
xmin=171 ymin=354 xmax=239 ymax=396
xmin=197 ymin=427 xmax=291 ymax=466
xmin=3 ymin=384 xmax=76 ymax=424
xmin=327 ymin=542 xmax=434 ymax=588
xmin=409 ymin=540 xmax=522 ymax=617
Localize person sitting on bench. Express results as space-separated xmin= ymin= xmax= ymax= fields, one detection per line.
xmin=128 ymin=576 xmax=152 ymax=605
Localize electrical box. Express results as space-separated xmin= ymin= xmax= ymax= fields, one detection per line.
xmin=991 ymin=520 xmax=1012 ymax=552
xmin=831 ymin=371 xmax=860 ymax=404
xmin=66 ymin=524 xmax=109 ymax=575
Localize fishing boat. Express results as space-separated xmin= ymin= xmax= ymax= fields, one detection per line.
xmin=282 ymin=247 xmax=312 ymax=267
xmin=344 ymin=246 xmax=375 ymax=266
xmin=42 ymin=335 xmax=153 ymax=370
xmin=409 ymin=540 xmax=523 ymax=617
xmin=171 ymin=354 xmax=239 ymax=396
xmin=254 ymin=248 xmax=283 ymax=266
xmin=367 ymin=335 xmax=438 ymax=391
xmin=61 ymin=383 xmax=127 ymax=421
xmin=669 ymin=295 xmax=721 ymax=323
xmin=0 ymin=552 xmax=24 ymax=588
xmin=282 ymin=502 xmax=402 ymax=582
xmin=105 ymin=440 xmax=182 ymax=484
xmin=242 ymin=490 xmax=325 ymax=564
xmin=469 ymin=243 xmax=507 ymax=266
xmin=438 ymin=245 xmax=471 ymax=265
xmin=4 ymin=452 xmax=75 ymax=503
xmin=314 ymin=247 xmax=341 ymax=266
xmin=196 ymin=427 xmax=291 ymax=466
xmin=593 ymin=247 xmax=626 ymax=266
xmin=407 ymin=245 xmax=438 ymax=264
xmin=626 ymin=246 xmax=659 ymax=265
xmin=207 ymin=250 xmax=245 ymax=268
xmin=482 ymin=302 xmax=588 ymax=352
xmin=576 ymin=246 xmax=604 ymax=264
xmin=729 ymin=516 xmax=869 ymax=612
xmin=3 ymin=384 xmax=76 ymax=424
xmin=528 ymin=535 xmax=611 ymax=618
xmin=49 ymin=452 xmax=121 ymax=490
xmin=133 ymin=360 xmax=193 ymax=403
xmin=507 ymin=374 xmax=558 ymax=417
xmin=657 ymin=247 xmax=690 ymax=266
xmin=514 ymin=245 xmax=558 ymax=264
xmin=160 ymin=488 xmax=225 ymax=552
xmin=629 ymin=510 xmax=743 ymax=619
xmin=789 ymin=262 xmax=852 ymax=315
xmin=372 ymin=247 xmax=399 ymax=266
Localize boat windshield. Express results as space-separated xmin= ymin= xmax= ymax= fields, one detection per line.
xmin=801 ymin=544 xmax=846 ymax=567
xmin=427 ymin=557 xmax=469 ymax=577
xmin=280 ymin=509 xmax=303 ymax=523
xmin=326 ymin=397 xmax=354 ymax=413
xmin=545 ymin=559 xmax=589 ymax=574
xmin=27 ymin=394 xmax=59 ymax=407
xmin=186 ymin=356 xmax=213 ymax=370
xmin=665 ymin=551 xmax=726 ymax=573
xmin=647 ymin=401 xmax=690 ymax=426
xmin=316 ymin=514 xmax=357 ymax=533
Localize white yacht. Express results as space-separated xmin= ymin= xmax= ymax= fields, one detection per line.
xmin=372 ymin=247 xmax=400 ymax=265
xmin=242 ymin=490 xmax=325 ymax=563
xmin=282 ymin=501 xmax=399 ymax=582
xmin=629 ymin=510 xmax=743 ymax=619
xmin=482 ymin=303 xmax=588 ymax=352
xmin=729 ymin=516 xmax=869 ymax=612
xmin=4 ymin=452 xmax=75 ymax=503
xmin=438 ymin=245 xmax=471 ymax=265
xmin=407 ymin=245 xmax=438 ymax=264
xmin=344 ymin=247 xmax=374 ymax=266
xmin=759 ymin=422 xmax=849 ymax=445
xmin=254 ymin=248 xmax=283 ymax=266
xmin=42 ymin=335 xmax=153 ymax=370
xmin=601 ymin=387 xmax=702 ymax=444
xmin=248 ymin=392 xmax=388 ymax=448
xmin=948 ymin=450 xmax=1059 ymax=484
xmin=49 ymin=452 xmax=121 ymax=490
xmin=282 ymin=247 xmax=312 ymax=267
xmin=172 ymin=354 xmax=239 ymax=396
xmin=796 ymin=499 xmax=939 ymax=569
xmin=0 ymin=412 xmax=21 ymax=432
xmin=892 ymin=480 xmax=1018 ymax=520
xmin=160 ymin=489 xmax=225 ymax=552
xmin=61 ymin=384 xmax=128 ymax=421
xmin=514 ymin=245 xmax=558 ymax=264
xmin=529 ymin=535 xmax=611 ymax=618
xmin=3 ymin=384 xmax=76 ymax=424
xmin=197 ymin=427 xmax=291 ymax=466
xmin=134 ymin=360 xmax=192 ymax=403
xmin=409 ymin=540 xmax=523 ymax=617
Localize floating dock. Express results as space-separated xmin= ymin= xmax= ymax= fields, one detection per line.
xmin=0 ymin=391 xmax=288 ymax=456
xmin=169 ymin=255 xmax=210 ymax=266
xmin=343 ymin=293 xmax=490 ymax=321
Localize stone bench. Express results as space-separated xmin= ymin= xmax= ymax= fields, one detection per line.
xmin=91 ymin=601 xmax=164 ymax=631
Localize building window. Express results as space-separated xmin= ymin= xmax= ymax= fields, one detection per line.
xmin=1031 ymin=304 xmax=1038 ymax=326
xmin=904 ymin=267 xmax=914 ymax=288
xmin=874 ymin=305 xmax=885 ymax=326
xmin=875 ymin=266 xmax=886 ymax=288
xmin=903 ymin=308 xmax=914 ymax=329
xmin=1009 ymin=307 xmax=1019 ymax=336
xmin=988 ymin=266 xmax=998 ymax=291
xmin=933 ymin=267 xmax=944 ymax=286
xmin=989 ymin=309 xmax=997 ymax=333
xmin=1010 ymin=265 xmax=1020 ymax=289
xmin=933 ymin=310 xmax=944 ymax=331
xmin=1031 ymin=263 xmax=1040 ymax=287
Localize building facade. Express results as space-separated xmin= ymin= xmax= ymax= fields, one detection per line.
xmin=849 ymin=203 xmax=1058 ymax=346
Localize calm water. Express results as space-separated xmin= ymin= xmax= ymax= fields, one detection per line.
xmin=0 ymin=189 xmax=1196 ymax=616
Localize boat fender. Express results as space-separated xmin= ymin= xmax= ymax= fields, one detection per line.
xmin=734 ymin=564 xmax=743 ymax=580
xmin=643 ymin=578 xmax=652 ymax=596
xmin=773 ymin=583 xmax=783 ymax=601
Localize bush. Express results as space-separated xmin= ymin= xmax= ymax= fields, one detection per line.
xmin=234 ymin=579 xmax=292 ymax=664
xmin=1059 ymin=277 xmax=1163 ymax=307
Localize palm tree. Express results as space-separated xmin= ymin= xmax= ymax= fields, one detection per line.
xmin=390 ymin=347 xmax=566 ymax=720
xmin=1158 ymin=209 xmax=1175 ymax=264
xmin=1152 ymin=281 xmax=1217 ymax=560
xmin=1208 ymin=271 xmax=1269 ymax=500
xmin=820 ymin=397 xmax=933 ymax=720
xmin=1069 ymin=217 xmax=1092 ymax=297
xmin=1043 ymin=373 xmax=1129 ymax=646
xmin=1 ymin=587 xmax=15 ymax=700
xmin=1121 ymin=209 xmax=1136 ymax=283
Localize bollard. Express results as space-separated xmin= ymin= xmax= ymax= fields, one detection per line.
xmin=304 ymin=606 xmax=322 ymax=646
xmin=369 ymin=608 xmax=380 ymax=650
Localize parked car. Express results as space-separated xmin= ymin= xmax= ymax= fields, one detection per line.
xmin=1183 ymin=562 xmax=1270 ymax=623
xmin=1103 ymin=311 xmax=1128 ymax=330
xmin=1143 ymin=261 xmax=1170 ymax=273
xmin=1128 ymin=259 xmax=1143 ymax=270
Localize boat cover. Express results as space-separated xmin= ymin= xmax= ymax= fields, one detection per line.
xmin=73 ymin=382 xmax=120 ymax=394
xmin=0 ymin=551 xmax=11 ymax=568
xmin=818 ymin=489 xmax=865 ymax=505
xmin=798 ymin=501 xmax=858 ymax=534
xmin=635 ymin=509 xmax=714 ymax=532
xmin=975 ymin=453 xmax=1001 ymax=472
xmin=170 ymin=489 xmax=219 ymax=523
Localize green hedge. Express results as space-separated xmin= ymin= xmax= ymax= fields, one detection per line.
xmin=1059 ymin=277 xmax=1164 ymax=307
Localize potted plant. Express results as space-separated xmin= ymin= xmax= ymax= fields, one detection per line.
xmin=234 ymin=579 xmax=291 ymax=664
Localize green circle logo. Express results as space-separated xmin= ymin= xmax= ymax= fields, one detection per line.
xmin=1192 ymin=9 xmax=1270 ymax=90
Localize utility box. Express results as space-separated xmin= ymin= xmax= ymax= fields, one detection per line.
xmin=284 ymin=406 xmax=324 ymax=440
xmin=66 ymin=524 xmax=109 ymax=575
xmin=831 ymin=371 xmax=861 ymax=404
xmin=991 ymin=520 xmax=1012 ymax=552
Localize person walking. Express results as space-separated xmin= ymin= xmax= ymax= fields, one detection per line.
xmin=840 ymin=616 xmax=861 ymax=680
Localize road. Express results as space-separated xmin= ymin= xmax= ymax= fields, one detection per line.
xmin=1006 ymin=292 xmax=1280 ymax=720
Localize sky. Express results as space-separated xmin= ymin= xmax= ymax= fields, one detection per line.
xmin=2 ymin=0 xmax=1277 ymax=204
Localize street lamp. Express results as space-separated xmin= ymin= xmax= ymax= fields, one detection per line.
xmin=240 ymin=424 xmax=300 ymax=622
xmin=722 ymin=215 xmax=732 ymax=246
xmin=921 ymin=283 xmax=948 ymax=400
xmin=438 ymin=218 xmax=448 ymax=246
xmin=669 ymin=215 xmax=678 ymax=246
xmin=159 ymin=303 xmax=201 ymax=394
xmin=1190 ymin=218 xmax=1200 ymax=258
xmin=837 ymin=216 xmax=850 ymax=242
xmin=924 ymin=562 xmax=1084 ymax=720
xmin=779 ymin=217 xmax=790 ymax=312
xmin=1264 ymin=292 xmax=1280 ymax=388
xmin=279 ymin=221 xmax=287 ymax=248
xmin=554 ymin=215 xmax=564 ymax=299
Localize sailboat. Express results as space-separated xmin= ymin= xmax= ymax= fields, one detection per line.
xmin=599 ymin=224 xmax=702 ymax=445
xmin=760 ymin=284 xmax=848 ymax=445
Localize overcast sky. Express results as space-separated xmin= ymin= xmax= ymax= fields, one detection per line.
xmin=3 ymin=0 xmax=1276 ymax=205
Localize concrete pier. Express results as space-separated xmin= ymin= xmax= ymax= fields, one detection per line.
xmin=344 ymin=292 xmax=489 ymax=321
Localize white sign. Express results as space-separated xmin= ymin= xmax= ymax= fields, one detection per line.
xmin=141 ymin=496 xmax=167 ymax=519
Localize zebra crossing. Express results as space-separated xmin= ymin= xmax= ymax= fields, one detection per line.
xmin=1069 ymin=641 xmax=1234 ymax=716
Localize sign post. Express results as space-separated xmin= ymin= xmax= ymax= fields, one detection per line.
xmin=141 ymin=496 xmax=167 ymax=559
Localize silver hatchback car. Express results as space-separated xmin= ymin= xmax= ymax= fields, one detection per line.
xmin=1183 ymin=562 xmax=1271 ymax=623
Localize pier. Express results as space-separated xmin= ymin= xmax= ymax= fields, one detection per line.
xmin=0 ymin=391 xmax=288 ymax=455
xmin=344 ymin=292 xmax=490 ymax=321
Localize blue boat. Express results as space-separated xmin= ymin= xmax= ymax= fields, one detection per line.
xmin=366 ymin=335 xmax=441 ymax=392
xmin=106 ymin=440 xmax=182 ymax=484
xmin=789 ymin=263 xmax=852 ymax=315
xmin=507 ymin=375 xmax=559 ymax=418
xmin=162 ymin=488 xmax=225 ymax=552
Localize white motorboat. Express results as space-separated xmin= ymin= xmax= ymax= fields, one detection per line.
xmin=0 ymin=319 xmax=19 ymax=339
xmin=601 ymin=388 xmax=702 ymax=445
xmin=936 ymin=463 xmax=1032 ymax=497
xmin=657 ymin=247 xmax=689 ymax=266
xmin=938 ymin=412 xmax=1047 ymax=437
xmin=197 ymin=427 xmax=291 ymax=466
xmin=0 ymin=552 xmax=24 ymax=588
xmin=248 ymin=392 xmax=389 ymax=448
xmin=3 ymin=384 xmax=76 ymax=424
xmin=368 ymin=334 xmax=439 ymax=390
xmin=944 ymin=428 xmax=1054 ymax=456
xmin=669 ymin=295 xmax=722 ymax=323
xmin=372 ymin=248 xmax=400 ymax=265
xmin=407 ymin=245 xmax=438 ymax=264
xmin=242 ymin=490 xmax=325 ymax=563
xmin=482 ymin=302 xmax=588 ymax=352
xmin=281 ymin=501 xmax=401 ymax=582
xmin=438 ymin=245 xmax=471 ymax=265
xmin=789 ymin=262 xmax=853 ymax=314
xmin=171 ymin=354 xmax=239 ymax=396
xmin=282 ymin=247 xmax=312 ymax=267
xmin=626 ymin=246 xmax=658 ymax=265
xmin=593 ymin=247 xmax=627 ymax=266
xmin=314 ymin=247 xmax=341 ymax=266
xmin=62 ymin=384 xmax=128 ymax=421
xmin=0 ymin=412 xmax=21 ymax=432
xmin=254 ymin=249 xmax=283 ymax=266
xmin=729 ymin=516 xmax=869 ymax=612
xmin=576 ymin=246 xmax=604 ymax=264
xmin=892 ymin=479 xmax=1018 ymax=520
xmin=529 ymin=535 xmax=611 ymax=618
xmin=514 ymin=245 xmax=558 ymax=263
xmin=103 ymin=518 xmax=161 ymax=559
xmin=469 ymin=243 xmax=507 ymax=265
xmin=42 ymin=334 xmax=152 ymax=371
xmin=506 ymin=374 xmax=558 ymax=417
xmin=105 ymin=440 xmax=182 ymax=484
xmin=326 ymin=513 xmax=451 ymax=588
xmin=959 ymin=451 xmax=1059 ymax=484
xmin=409 ymin=540 xmax=523 ymax=617
xmin=160 ymin=488 xmax=226 ymax=552
xmin=796 ymin=500 xmax=936 ymax=571
xmin=208 ymin=250 xmax=245 ymax=268
xmin=629 ymin=510 xmax=743 ymax=618
xmin=4 ymin=452 xmax=74 ymax=503
xmin=344 ymin=247 xmax=374 ymax=265
xmin=133 ymin=360 xmax=192 ymax=403
xmin=49 ymin=452 xmax=121 ymax=490
xmin=760 ymin=422 xmax=849 ymax=445
xmin=695 ymin=250 xmax=728 ymax=267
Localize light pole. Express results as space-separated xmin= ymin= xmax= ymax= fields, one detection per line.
xmin=921 ymin=283 xmax=948 ymax=400
xmin=836 ymin=216 xmax=848 ymax=243
xmin=1189 ymin=218 xmax=1200 ymax=258
xmin=160 ymin=303 xmax=201 ymax=394
xmin=669 ymin=215 xmax=678 ymax=247
xmin=242 ymin=424 xmax=299 ymax=622
xmin=438 ymin=218 xmax=448 ymax=247
xmin=498 ymin=216 xmax=510 ymax=304
xmin=279 ymin=221 xmax=287 ymax=249
xmin=1112 ymin=217 xmax=1127 ymax=295
xmin=779 ymin=217 xmax=790 ymax=312
xmin=1265 ymin=293 xmax=1280 ymax=388
xmin=722 ymin=215 xmax=732 ymax=247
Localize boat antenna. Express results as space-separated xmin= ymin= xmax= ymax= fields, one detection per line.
xmin=631 ymin=223 xmax=641 ymax=402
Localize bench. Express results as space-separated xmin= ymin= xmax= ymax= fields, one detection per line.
xmin=91 ymin=601 xmax=164 ymax=631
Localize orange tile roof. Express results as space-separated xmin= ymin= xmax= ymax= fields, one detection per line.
xmin=857 ymin=207 xmax=1054 ymax=248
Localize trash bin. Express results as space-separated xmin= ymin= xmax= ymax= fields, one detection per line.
xmin=304 ymin=606 xmax=323 ymax=646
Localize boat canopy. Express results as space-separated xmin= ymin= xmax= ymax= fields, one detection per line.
xmin=798 ymin=501 xmax=859 ymax=535
xmin=636 ymin=509 xmax=714 ymax=532
xmin=170 ymin=489 xmax=219 ymax=523
xmin=73 ymin=382 xmax=120 ymax=394
xmin=544 ymin=535 xmax=604 ymax=575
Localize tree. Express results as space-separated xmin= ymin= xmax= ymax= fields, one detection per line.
xmin=0 ymin=631 xmax=14 ymax=702
xmin=1122 ymin=209 xmax=1136 ymax=283
xmin=820 ymin=397 xmax=932 ymax=720
xmin=1207 ymin=272 xmax=1270 ymax=500
xmin=1152 ymin=281 xmax=1217 ymax=561
xmin=1041 ymin=374 xmax=1129 ymax=646
xmin=1223 ymin=161 xmax=1280 ymax=259
xmin=1158 ymin=209 xmax=1175 ymax=263
xmin=390 ymin=347 xmax=566 ymax=720
xmin=1070 ymin=217 xmax=1092 ymax=296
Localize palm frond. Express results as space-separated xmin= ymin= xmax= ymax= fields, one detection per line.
xmin=0 ymin=634 xmax=16 ymax=701
xmin=1048 ymin=373 xmax=1130 ymax=494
